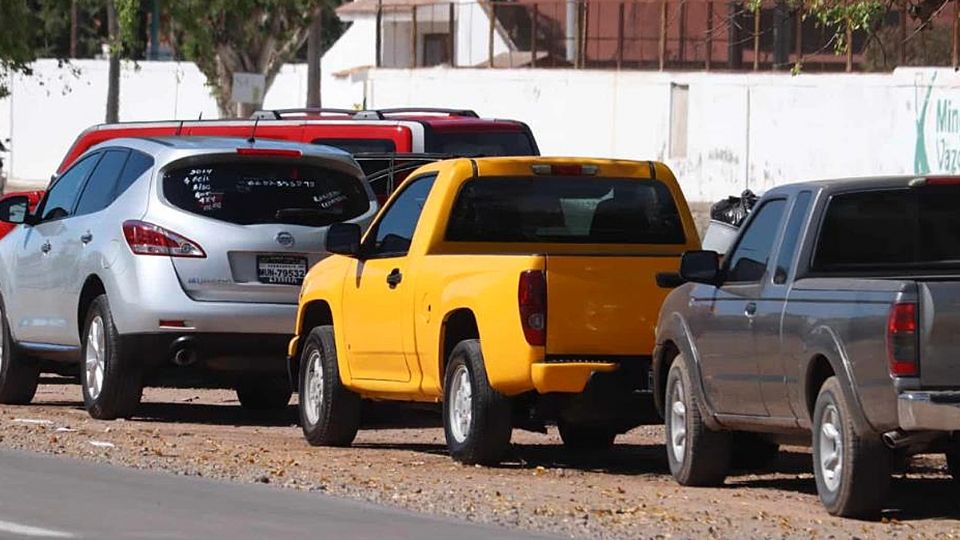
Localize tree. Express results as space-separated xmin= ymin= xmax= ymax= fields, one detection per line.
xmin=0 ymin=1 xmax=37 ymax=98
xmin=29 ymin=0 xmax=112 ymax=59
xmin=167 ymin=0 xmax=326 ymax=118
xmin=106 ymin=0 xmax=146 ymax=123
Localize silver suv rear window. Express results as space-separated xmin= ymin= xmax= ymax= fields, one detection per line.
xmin=162 ymin=161 xmax=369 ymax=227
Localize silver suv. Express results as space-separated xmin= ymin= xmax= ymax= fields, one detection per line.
xmin=0 ymin=137 xmax=376 ymax=419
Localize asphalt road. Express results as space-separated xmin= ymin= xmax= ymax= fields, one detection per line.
xmin=0 ymin=449 xmax=549 ymax=540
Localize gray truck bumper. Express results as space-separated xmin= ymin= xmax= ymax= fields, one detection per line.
xmin=898 ymin=391 xmax=960 ymax=431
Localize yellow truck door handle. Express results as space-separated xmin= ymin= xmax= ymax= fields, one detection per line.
xmin=386 ymin=268 xmax=402 ymax=288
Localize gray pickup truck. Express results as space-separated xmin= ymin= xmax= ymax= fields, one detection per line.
xmin=653 ymin=176 xmax=960 ymax=518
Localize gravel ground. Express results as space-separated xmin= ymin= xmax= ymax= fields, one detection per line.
xmin=1 ymin=379 xmax=959 ymax=539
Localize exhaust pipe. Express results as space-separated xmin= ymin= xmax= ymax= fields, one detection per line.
xmin=882 ymin=429 xmax=937 ymax=449
xmin=169 ymin=337 xmax=198 ymax=367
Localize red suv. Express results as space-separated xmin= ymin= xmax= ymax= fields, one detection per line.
xmin=58 ymin=108 xmax=540 ymax=201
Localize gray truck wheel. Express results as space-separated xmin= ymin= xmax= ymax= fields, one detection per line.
xmin=0 ymin=298 xmax=38 ymax=405
xmin=443 ymin=339 xmax=512 ymax=465
xmin=812 ymin=376 xmax=890 ymax=518
xmin=558 ymin=420 xmax=617 ymax=453
xmin=298 ymin=326 xmax=360 ymax=447
xmin=664 ymin=354 xmax=731 ymax=486
xmin=235 ymin=374 xmax=292 ymax=410
xmin=81 ymin=295 xmax=143 ymax=420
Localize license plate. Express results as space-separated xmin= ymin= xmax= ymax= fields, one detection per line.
xmin=257 ymin=255 xmax=308 ymax=285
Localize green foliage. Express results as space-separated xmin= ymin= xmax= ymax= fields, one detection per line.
xmin=168 ymin=0 xmax=325 ymax=61
xmin=0 ymin=0 xmax=37 ymax=97
xmin=28 ymin=0 xmax=110 ymax=59
xmin=745 ymin=0 xmax=885 ymax=63
xmin=114 ymin=0 xmax=145 ymax=56
xmin=164 ymin=0 xmax=330 ymax=115
xmin=807 ymin=0 xmax=886 ymax=54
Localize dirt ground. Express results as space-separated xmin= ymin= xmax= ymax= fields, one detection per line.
xmin=1 ymin=379 xmax=959 ymax=539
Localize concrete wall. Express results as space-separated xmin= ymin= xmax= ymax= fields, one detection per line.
xmin=365 ymin=67 xmax=956 ymax=201
xmin=0 ymin=59 xmax=362 ymax=183
xmin=2 ymin=60 xmax=957 ymax=203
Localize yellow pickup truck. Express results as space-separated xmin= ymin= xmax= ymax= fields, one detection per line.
xmin=289 ymin=157 xmax=700 ymax=464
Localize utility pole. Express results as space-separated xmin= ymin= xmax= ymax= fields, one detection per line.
xmin=306 ymin=10 xmax=323 ymax=108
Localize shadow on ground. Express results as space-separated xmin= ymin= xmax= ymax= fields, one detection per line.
xmin=24 ymin=384 xmax=960 ymax=521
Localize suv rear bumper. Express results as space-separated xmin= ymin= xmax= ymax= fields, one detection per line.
xmin=121 ymin=332 xmax=290 ymax=372
xmin=898 ymin=391 xmax=960 ymax=431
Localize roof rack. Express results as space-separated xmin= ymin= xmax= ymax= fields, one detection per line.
xmin=250 ymin=108 xmax=357 ymax=120
xmin=376 ymin=108 xmax=479 ymax=118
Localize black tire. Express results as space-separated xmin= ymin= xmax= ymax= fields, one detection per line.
xmin=664 ymin=354 xmax=731 ymax=486
xmin=298 ymin=326 xmax=360 ymax=447
xmin=235 ymin=374 xmax=292 ymax=410
xmin=442 ymin=339 xmax=512 ymax=465
xmin=558 ymin=420 xmax=617 ymax=453
xmin=81 ymin=295 xmax=143 ymax=419
xmin=812 ymin=376 xmax=890 ymax=519
xmin=731 ymin=432 xmax=780 ymax=470
xmin=0 ymin=297 xmax=38 ymax=404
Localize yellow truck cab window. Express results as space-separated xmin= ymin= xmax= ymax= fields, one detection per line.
xmin=366 ymin=173 xmax=436 ymax=257
xmin=445 ymin=177 xmax=685 ymax=244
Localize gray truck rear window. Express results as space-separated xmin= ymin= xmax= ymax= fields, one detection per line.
xmin=815 ymin=187 xmax=960 ymax=271
xmin=445 ymin=177 xmax=685 ymax=244
xmin=163 ymin=161 xmax=368 ymax=227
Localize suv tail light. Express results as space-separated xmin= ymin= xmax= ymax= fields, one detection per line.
xmin=122 ymin=220 xmax=206 ymax=258
xmin=886 ymin=302 xmax=918 ymax=377
xmin=518 ymin=270 xmax=546 ymax=346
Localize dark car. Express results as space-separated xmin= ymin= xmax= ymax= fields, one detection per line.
xmin=653 ymin=176 xmax=960 ymax=518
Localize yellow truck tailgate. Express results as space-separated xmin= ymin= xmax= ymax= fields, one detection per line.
xmin=545 ymin=255 xmax=680 ymax=356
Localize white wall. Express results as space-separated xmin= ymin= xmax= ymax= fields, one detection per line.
xmin=320 ymin=20 xmax=375 ymax=109
xmin=0 ymin=59 xmax=365 ymax=183
xmin=4 ymin=60 xmax=959 ymax=203
xmin=365 ymin=67 xmax=960 ymax=201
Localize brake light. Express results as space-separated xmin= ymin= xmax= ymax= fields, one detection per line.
xmin=925 ymin=177 xmax=960 ymax=186
xmin=909 ymin=176 xmax=960 ymax=187
xmin=518 ymin=270 xmax=546 ymax=346
xmin=886 ymin=302 xmax=918 ymax=377
xmin=122 ymin=220 xmax=206 ymax=258
xmin=531 ymin=164 xmax=598 ymax=176
xmin=236 ymin=148 xmax=302 ymax=158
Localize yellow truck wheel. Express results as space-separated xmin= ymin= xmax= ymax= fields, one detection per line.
xmin=299 ymin=325 xmax=361 ymax=447
xmin=443 ymin=339 xmax=512 ymax=465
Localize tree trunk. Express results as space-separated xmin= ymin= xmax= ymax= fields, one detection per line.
xmin=306 ymin=13 xmax=322 ymax=108
xmin=70 ymin=0 xmax=78 ymax=58
xmin=196 ymin=9 xmax=319 ymax=118
xmin=105 ymin=0 xmax=120 ymax=123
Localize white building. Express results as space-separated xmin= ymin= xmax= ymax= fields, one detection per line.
xmin=320 ymin=0 xmax=558 ymax=107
